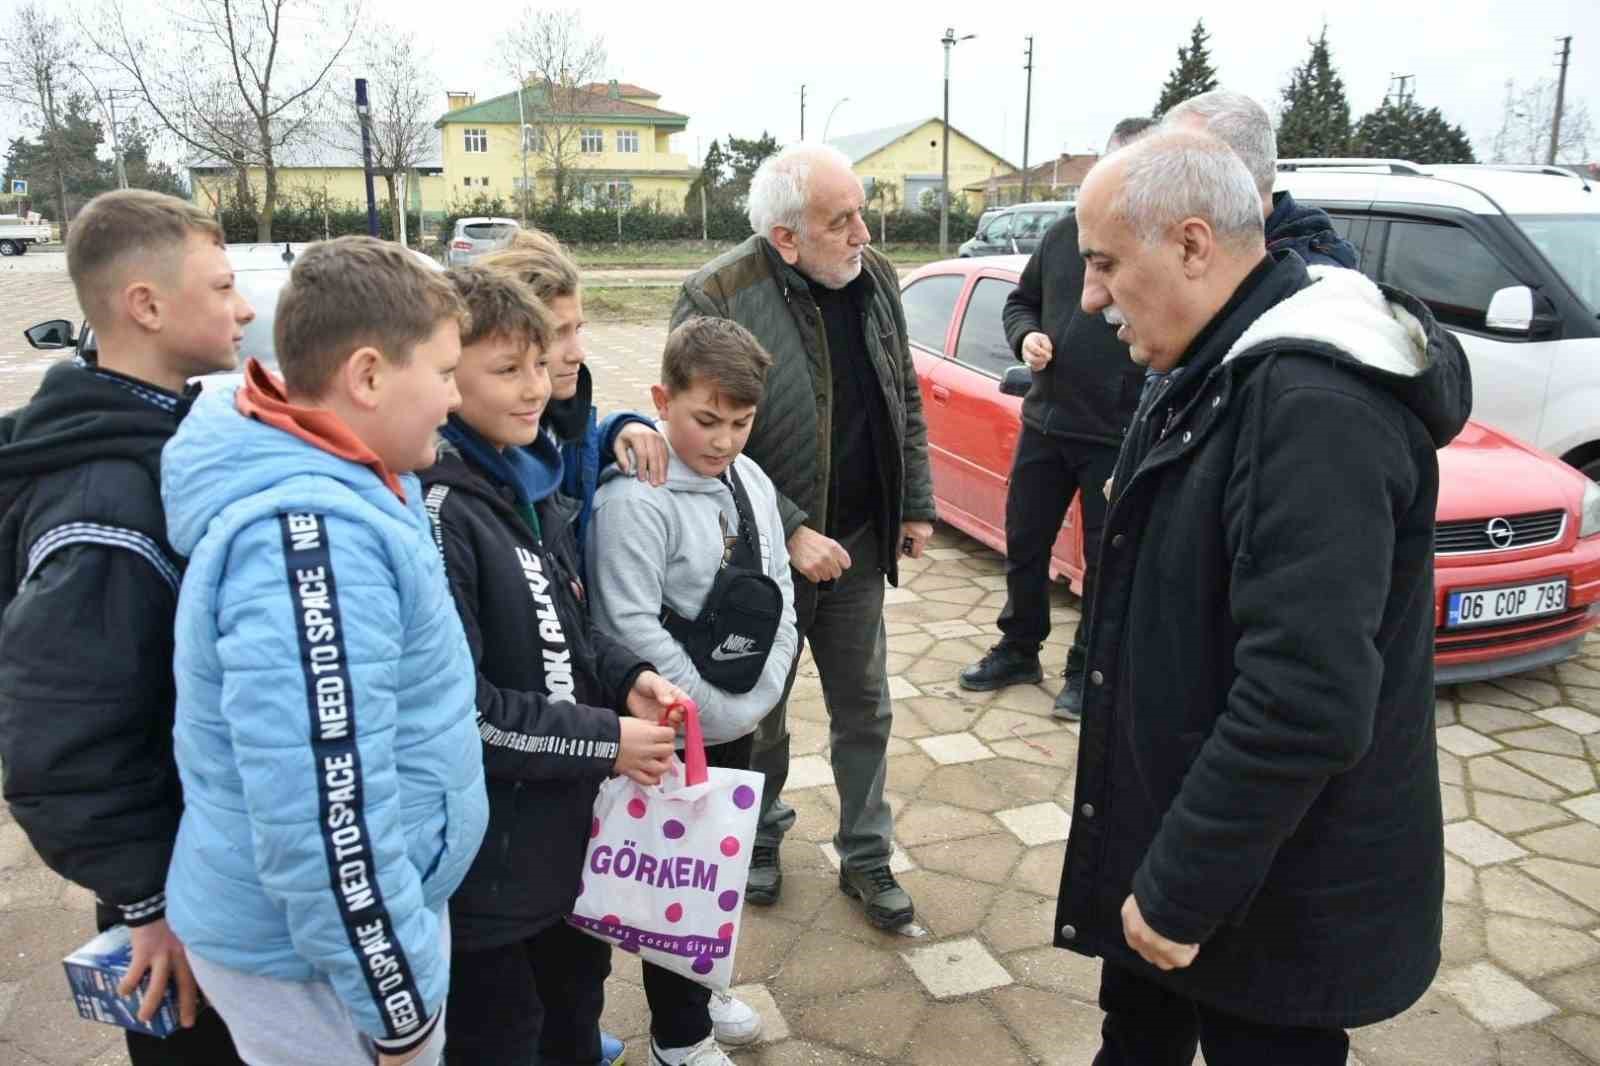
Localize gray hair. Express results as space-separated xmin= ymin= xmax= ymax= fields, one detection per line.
xmin=746 ymin=143 xmax=856 ymax=238
xmin=1108 ymin=130 xmax=1265 ymax=249
xmin=1162 ymin=89 xmax=1278 ymax=199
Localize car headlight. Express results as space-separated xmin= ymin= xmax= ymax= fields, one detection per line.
xmin=1582 ymin=480 xmax=1600 ymax=538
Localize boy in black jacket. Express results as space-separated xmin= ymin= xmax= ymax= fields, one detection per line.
xmin=0 ymin=189 xmax=251 ymax=1064
xmin=423 ymin=265 xmax=686 ymax=1066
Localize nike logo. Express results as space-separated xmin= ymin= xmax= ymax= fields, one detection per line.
xmin=710 ymin=634 xmax=760 ymax=661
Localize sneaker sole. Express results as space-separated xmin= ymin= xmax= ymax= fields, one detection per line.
xmin=957 ymin=667 xmax=1044 ymax=692
xmin=746 ymin=879 xmax=781 ymax=906
xmin=713 ymin=1025 xmax=763 ymax=1047
xmin=1050 ymin=707 xmax=1083 ymax=722
xmin=838 ymin=875 xmax=915 ymax=929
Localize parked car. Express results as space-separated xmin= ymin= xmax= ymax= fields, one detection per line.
xmin=902 ymin=254 xmax=1600 ymax=685
xmin=0 ymin=212 xmax=52 ymax=256
xmin=446 ymin=216 xmax=521 ymax=266
xmin=1277 ymin=161 xmax=1600 ymax=480
xmin=958 ymin=201 xmax=1072 ymax=258
xmin=24 ymin=241 xmax=442 ymax=369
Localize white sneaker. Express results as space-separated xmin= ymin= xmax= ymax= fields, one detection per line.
xmin=708 ymin=990 xmax=763 ymax=1046
xmin=650 ymin=1035 xmax=734 ymax=1066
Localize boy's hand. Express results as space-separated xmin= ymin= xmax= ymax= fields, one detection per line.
xmin=116 ymin=918 xmax=199 ymax=1028
xmin=615 ymin=424 xmax=669 ymax=487
xmin=626 ymin=670 xmax=689 ymax=723
xmin=788 ymin=527 xmax=852 ymax=583
xmin=378 ymin=1049 xmax=424 ymax=1066
xmin=615 ymin=717 xmax=677 ymax=786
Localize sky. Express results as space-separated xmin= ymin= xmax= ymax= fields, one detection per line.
xmin=3 ymin=0 xmax=1597 ymax=178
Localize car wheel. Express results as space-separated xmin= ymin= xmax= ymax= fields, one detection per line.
xmin=0 ymin=240 xmax=18 ymax=257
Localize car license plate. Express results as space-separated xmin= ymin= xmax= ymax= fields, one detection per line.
xmin=1447 ymin=580 xmax=1568 ymax=629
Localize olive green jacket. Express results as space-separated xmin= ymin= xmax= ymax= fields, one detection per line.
xmin=671 ymin=236 xmax=935 ymax=586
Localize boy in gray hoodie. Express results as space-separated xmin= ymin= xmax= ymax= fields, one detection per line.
xmin=588 ymin=317 xmax=797 ymax=1066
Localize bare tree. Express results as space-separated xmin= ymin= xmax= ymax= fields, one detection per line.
xmin=84 ymin=0 xmax=361 ymax=240
xmin=327 ymin=29 xmax=439 ymax=243
xmin=500 ymin=8 xmax=608 ymax=211
xmin=0 ymin=4 xmax=76 ymax=229
xmin=1490 ymin=78 xmax=1593 ymax=165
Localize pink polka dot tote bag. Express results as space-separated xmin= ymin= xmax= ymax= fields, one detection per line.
xmin=567 ymin=699 xmax=762 ymax=990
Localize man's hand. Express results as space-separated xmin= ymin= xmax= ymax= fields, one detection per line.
xmin=116 ymin=918 xmax=199 ymax=1027
xmin=625 ymin=670 xmax=689 ymax=724
xmin=787 ymin=526 xmax=852 ymax=583
xmin=615 ymin=423 xmax=669 ymax=487
xmin=615 ymin=717 xmax=677 ymax=786
xmin=379 ymin=1048 xmax=427 ymax=1066
xmin=1121 ymin=894 xmax=1199 ymax=972
xmin=1021 ymin=331 xmax=1054 ymax=372
xmin=898 ymin=521 xmax=934 ymax=559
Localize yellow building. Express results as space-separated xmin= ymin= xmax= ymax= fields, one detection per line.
xmin=435 ymin=80 xmax=695 ymax=212
xmin=187 ymin=131 xmax=448 ymax=227
xmin=827 ymin=118 xmax=1015 ymax=214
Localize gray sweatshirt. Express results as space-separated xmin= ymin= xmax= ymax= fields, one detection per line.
xmin=587 ymin=435 xmax=798 ymax=745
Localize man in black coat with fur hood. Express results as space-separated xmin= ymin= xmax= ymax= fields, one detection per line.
xmin=1055 ymin=130 xmax=1469 ymax=1063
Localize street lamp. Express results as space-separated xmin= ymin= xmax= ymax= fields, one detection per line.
xmin=940 ymin=27 xmax=975 ymax=255
xmin=823 ymin=97 xmax=851 ymax=142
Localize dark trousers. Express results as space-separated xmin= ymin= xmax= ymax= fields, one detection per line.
xmin=642 ymin=732 xmax=754 ymax=1048
xmin=1094 ymin=961 xmax=1349 ymax=1066
xmin=93 ymin=903 xmax=244 ymax=1066
xmin=997 ymin=425 xmax=1119 ymax=668
xmin=443 ymin=920 xmax=610 ymax=1066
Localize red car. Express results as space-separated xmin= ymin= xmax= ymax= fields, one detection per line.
xmin=902 ymin=255 xmax=1600 ymax=685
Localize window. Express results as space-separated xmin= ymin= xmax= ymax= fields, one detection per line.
xmin=983 ymin=213 xmax=1014 ymax=243
xmin=1382 ymin=221 xmax=1521 ymax=332
xmin=617 ymin=129 xmax=639 ymax=153
xmin=462 ymin=176 xmax=472 ymax=187
xmin=522 ymin=125 xmax=543 ymax=153
xmin=584 ymin=180 xmax=633 ymax=207
xmin=463 ymin=128 xmax=487 ymax=153
xmin=481 ymin=177 xmax=489 ymax=187
xmin=954 ymin=278 xmax=1018 ymax=377
xmin=1012 ymin=212 xmax=1050 ymax=239
xmin=1515 ymin=214 xmax=1600 ymax=315
xmin=581 ymin=128 xmax=604 ymax=154
xmin=901 ymin=274 xmax=966 ymax=355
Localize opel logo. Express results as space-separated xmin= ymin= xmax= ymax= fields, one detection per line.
xmin=1485 ymin=517 xmax=1515 ymax=549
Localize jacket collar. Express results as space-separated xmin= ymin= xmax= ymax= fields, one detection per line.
xmin=757 ymin=236 xmax=880 ymax=306
xmin=542 ymin=363 xmax=594 ymax=443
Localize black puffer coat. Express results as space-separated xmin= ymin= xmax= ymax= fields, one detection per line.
xmin=1055 ymin=251 xmax=1471 ymax=1028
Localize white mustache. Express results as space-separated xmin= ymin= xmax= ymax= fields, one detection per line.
xmin=1103 ymin=306 xmax=1127 ymax=327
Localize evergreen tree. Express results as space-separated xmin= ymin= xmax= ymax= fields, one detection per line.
xmin=1276 ymin=27 xmax=1352 ymax=158
xmin=3 ymin=95 xmax=104 ymax=218
xmin=1352 ymin=98 xmax=1476 ymax=163
xmin=725 ymin=131 xmax=780 ymax=205
xmin=117 ymin=118 xmax=187 ymax=197
xmin=1153 ymin=19 xmax=1220 ymax=118
xmin=687 ymin=137 xmax=728 ymax=209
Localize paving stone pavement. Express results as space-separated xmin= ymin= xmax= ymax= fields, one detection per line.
xmin=2 ymin=282 xmax=1598 ymax=1064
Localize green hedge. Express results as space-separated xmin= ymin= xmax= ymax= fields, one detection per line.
xmin=220 ymin=193 xmax=980 ymax=248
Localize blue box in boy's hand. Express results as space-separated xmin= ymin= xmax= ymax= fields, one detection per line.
xmin=63 ymin=925 xmax=180 ymax=1037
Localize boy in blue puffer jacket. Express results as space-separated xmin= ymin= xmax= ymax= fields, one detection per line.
xmin=161 ymin=236 xmax=489 ymax=1066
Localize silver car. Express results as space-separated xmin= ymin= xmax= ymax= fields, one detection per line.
xmin=446 ymin=217 xmax=521 ymax=266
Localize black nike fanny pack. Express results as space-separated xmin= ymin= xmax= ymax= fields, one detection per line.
xmin=661 ymin=466 xmax=783 ymax=694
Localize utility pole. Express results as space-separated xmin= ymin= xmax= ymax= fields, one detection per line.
xmin=1021 ymin=35 xmax=1034 ymax=203
xmin=516 ymin=78 xmax=530 ymax=227
xmin=1549 ymin=35 xmax=1572 ymax=165
xmin=106 ymin=91 xmax=128 ymax=189
xmin=940 ymin=27 xmax=975 ymax=255
xmin=355 ymin=78 xmax=380 ymax=238
xmin=1387 ymin=73 xmax=1414 ymax=107
xmin=799 ymin=84 xmax=807 ymax=141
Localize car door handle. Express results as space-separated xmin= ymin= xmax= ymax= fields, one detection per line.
xmin=931 ymin=384 xmax=951 ymax=403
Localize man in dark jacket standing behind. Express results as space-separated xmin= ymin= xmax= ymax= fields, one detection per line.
xmin=1056 ymin=130 xmax=1467 ymax=1063
xmin=672 ymin=144 xmax=936 ymax=929
xmin=959 ymin=117 xmax=1153 ymax=718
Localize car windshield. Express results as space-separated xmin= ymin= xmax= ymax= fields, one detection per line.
xmin=463 ymin=223 xmax=515 ymax=240
xmin=235 ymin=268 xmax=290 ymax=367
xmin=1513 ymin=215 xmax=1600 ymax=315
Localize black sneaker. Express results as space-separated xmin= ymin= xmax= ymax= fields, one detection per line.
xmin=838 ymin=864 xmax=915 ymax=929
xmin=1053 ymin=669 xmax=1085 ymax=721
xmin=747 ymin=844 xmax=781 ymax=905
xmin=958 ymin=643 xmax=1042 ymax=692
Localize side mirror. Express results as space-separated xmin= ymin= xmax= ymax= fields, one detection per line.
xmin=1485 ymin=286 xmax=1534 ymax=334
xmin=24 ymin=319 xmax=75 ymax=350
xmin=1000 ymin=364 xmax=1032 ymax=397
xmin=1485 ymin=285 xmax=1561 ymax=339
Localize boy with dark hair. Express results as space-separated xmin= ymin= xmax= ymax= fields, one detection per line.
xmin=589 ymin=316 xmax=798 ymax=1066
xmin=159 ymin=236 xmax=490 ymax=1066
xmin=0 ymin=188 xmax=252 ymax=1065
xmin=419 ymin=264 xmax=685 ymax=1066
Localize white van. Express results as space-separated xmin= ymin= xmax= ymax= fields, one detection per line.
xmin=1277 ymin=162 xmax=1600 ymax=479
